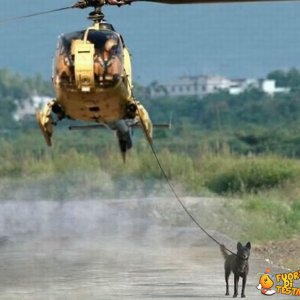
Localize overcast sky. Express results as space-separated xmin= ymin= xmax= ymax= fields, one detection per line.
xmin=1 ymin=0 xmax=300 ymax=83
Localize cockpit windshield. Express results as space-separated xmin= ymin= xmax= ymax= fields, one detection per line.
xmin=58 ymin=30 xmax=122 ymax=56
xmin=54 ymin=29 xmax=123 ymax=89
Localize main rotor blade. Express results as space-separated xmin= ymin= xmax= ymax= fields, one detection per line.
xmin=132 ymin=0 xmax=298 ymax=3
xmin=0 ymin=6 xmax=73 ymax=25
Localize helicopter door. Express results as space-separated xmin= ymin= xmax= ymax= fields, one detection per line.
xmin=71 ymin=40 xmax=95 ymax=92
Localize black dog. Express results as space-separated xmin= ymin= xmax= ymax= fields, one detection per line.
xmin=220 ymin=242 xmax=251 ymax=298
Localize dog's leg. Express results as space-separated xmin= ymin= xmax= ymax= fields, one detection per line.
xmin=241 ymin=275 xmax=247 ymax=298
xmin=225 ymin=269 xmax=230 ymax=295
xmin=233 ymin=274 xmax=239 ymax=298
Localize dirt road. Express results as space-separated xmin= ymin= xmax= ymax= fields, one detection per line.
xmin=0 ymin=199 xmax=290 ymax=299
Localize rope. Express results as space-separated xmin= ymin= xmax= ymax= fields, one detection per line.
xmin=0 ymin=6 xmax=73 ymax=25
xmin=134 ymin=99 xmax=236 ymax=256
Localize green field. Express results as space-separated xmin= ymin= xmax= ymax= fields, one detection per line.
xmin=1 ymin=68 xmax=300 ymax=249
xmin=1 ymin=130 xmax=300 ymax=244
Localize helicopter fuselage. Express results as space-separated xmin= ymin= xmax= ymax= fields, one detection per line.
xmin=36 ymin=20 xmax=152 ymax=161
xmin=54 ymin=77 xmax=130 ymax=123
xmin=52 ymin=23 xmax=134 ymax=123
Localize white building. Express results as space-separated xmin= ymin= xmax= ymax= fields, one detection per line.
xmin=261 ymin=79 xmax=290 ymax=95
xmin=148 ymin=75 xmax=290 ymax=99
xmin=228 ymin=79 xmax=258 ymax=95
xmin=14 ymin=94 xmax=52 ymax=121
xmin=149 ymin=75 xmax=257 ymax=98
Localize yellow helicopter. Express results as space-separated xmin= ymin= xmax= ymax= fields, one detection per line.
xmin=35 ymin=0 xmax=253 ymax=162
xmin=3 ymin=0 xmax=279 ymax=161
xmin=37 ymin=0 xmax=156 ymax=162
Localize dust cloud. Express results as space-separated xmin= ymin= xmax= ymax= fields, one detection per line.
xmin=0 ymin=172 xmax=227 ymax=245
xmin=0 ymin=196 xmax=227 ymax=246
xmin=0 ymin=177 xmax=236 ymax=300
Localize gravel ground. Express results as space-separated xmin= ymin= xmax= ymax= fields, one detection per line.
xmin=0 ymin=198 xmax=295 ymax=299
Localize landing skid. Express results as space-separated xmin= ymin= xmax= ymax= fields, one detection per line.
xmin=36 ymin=111 xmax=52 ymax=147
xmin=139 ymin=116 xmax=153 ymax=145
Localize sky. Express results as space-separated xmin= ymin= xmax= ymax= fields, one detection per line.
xmin=1 ymin=0 xmax=300 ymax=84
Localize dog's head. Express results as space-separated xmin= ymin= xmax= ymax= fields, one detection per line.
xmin=237 ymin=242 xmax=251 ymax=260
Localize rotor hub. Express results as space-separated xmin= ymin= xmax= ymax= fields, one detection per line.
xmin=88 ymin=7 xmax=105 ymax=23
xmin=73 ymin=0 xmax=132 ymax=9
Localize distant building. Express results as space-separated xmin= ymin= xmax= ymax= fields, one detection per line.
xmin=148 ymin=75 xmax=290 ymax=99
xmin=260 ymin=79 xmax=290 ymax=95
xmin=148 ymin=75 xmax=257 ymax=98
xmin=228 ymin=78 xmax=258 ymax=95
xmin=14 ymin=94 xmax=52 ymax=121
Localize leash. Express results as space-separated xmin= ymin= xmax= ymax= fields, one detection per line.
xmin=134 ymin=99 xmax=237 ymax=257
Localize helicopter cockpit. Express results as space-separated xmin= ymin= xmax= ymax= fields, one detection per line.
xmin=53 ymin=28 xmax=123 ymax=91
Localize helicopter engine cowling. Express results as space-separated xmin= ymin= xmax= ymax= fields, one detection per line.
xmin=50 ymin=21 xmax=139 ymax=127
xmin=72 ymin=39 xmax=95 ymax=92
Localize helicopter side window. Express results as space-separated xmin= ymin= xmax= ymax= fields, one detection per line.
xmin=58 ymin=31 xmax=84 ymax=54
xmin=54 ymin=32 xmax=84 ymax=84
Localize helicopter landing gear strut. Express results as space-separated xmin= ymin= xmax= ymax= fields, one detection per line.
xmin=36 ymin=99 xmax=64 ymax=147
xmin=135 ymin=100 xmax=153 ymax=145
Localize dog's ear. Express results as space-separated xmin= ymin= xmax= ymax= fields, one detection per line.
xmin=245 ymin=242 xmax=251 ymax=250
xmin=237 ymin=242 xmax=243 ymax=250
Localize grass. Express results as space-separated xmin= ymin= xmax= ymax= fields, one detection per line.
xmin=1 ymin=132 xmax=300 ymax=243
xmin=222 ymin=192 xmax=300 ymax=241
xmin=193 ymin=154 xmax=297 ymax=193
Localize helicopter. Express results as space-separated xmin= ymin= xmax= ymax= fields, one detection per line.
xmin=36 ymin=0 xmax=156 ymax=163
xmin=3 ymin=0 xmax=286 ymax=161
xmin=35 ymin=0 xmax=265 ymax=161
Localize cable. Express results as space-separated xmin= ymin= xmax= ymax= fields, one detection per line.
xmin=134 ymin=100 xmax=236 ymax=256
xmin=0 ymin=6 xmax=73 ymax=25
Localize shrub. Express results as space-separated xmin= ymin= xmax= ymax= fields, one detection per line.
xmin=206 ymin=156 xmax=298 ymax=194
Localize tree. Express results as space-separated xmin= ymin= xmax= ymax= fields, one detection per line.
xmin=267 ymin=70 xmax=288 ymax=87
xmin=267 ymin=68 xmax=300 ymax=89
xmin=0 ymin=69 xmax=54 ymax=128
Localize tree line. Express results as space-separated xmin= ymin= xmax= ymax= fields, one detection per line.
xmin=2 ymin=68 xmax=300 ymax=157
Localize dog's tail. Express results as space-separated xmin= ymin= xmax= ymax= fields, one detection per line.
xmin=220 ymin=244 xmax=229 ymax=260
